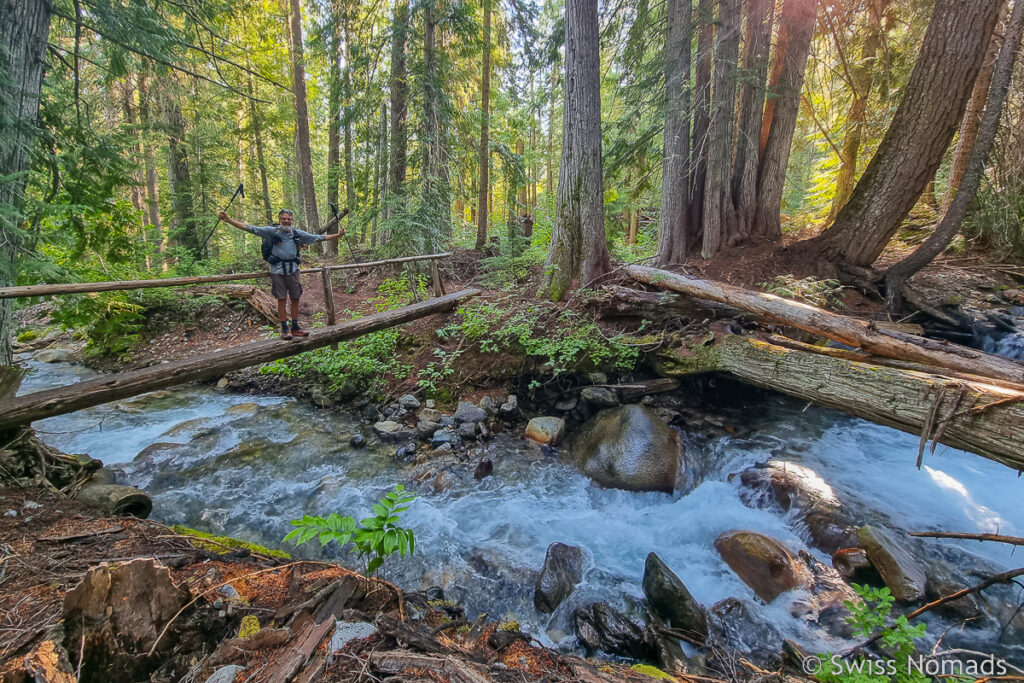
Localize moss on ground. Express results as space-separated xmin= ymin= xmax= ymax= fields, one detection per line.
xmin=171 ymin=525 xmax=291 ymax=559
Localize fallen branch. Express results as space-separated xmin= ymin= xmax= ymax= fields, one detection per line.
xmin=909 ymin=531 xmax=1024 ymax=547
xmin=38 ymin=526 xmax=123 ymax=543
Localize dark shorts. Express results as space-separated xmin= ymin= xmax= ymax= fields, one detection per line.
xmin=270 ymin=272 xmax=303 ymax=300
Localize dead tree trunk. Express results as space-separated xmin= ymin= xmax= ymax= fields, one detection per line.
xmin=627 ymin=264 xmax=1024 ymax=384
xmin=812 ymin=0 xmax=1002 ymax=268
xmin=653 ymin=334 xmax=1024 ymax=472
xmin=0 ymin=289 xmax=480 ymax=430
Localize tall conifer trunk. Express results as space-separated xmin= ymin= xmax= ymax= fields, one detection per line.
xmin=688 ymin=0 xmax=712 ymax=246
xmin=656 ymin=0 xmax=693 ymax=266
xmin=753 ymin=0 xmax=816 ymax=241
xmin=327 ymin=13 xmax=342 ymax=255
xmin=475 ymin=0 xmax=492 ymax=249
xmin=814 ymin=0 xmax=1001 ymax=268
xmin=538 ymin=0 xmax=609 ymax=301
xmin=138 ymin=74 xmax=165 ymax=261
xmin=388 ymin=0 xmax=410 ymax=222
xmin=288 ymin=0 xmax=321 ymax=236
xmin=162 ymin=83 xmax=200 ymax=259
xmin=0 ymin=0 xmax=51 ymax=365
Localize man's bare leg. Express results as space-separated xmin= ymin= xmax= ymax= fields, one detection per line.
xmin=289 ymin=298 xmax=308 ymax=336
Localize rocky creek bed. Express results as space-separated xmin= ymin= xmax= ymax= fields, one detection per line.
xmin=3 ymin=348 xmax=1023 ymax=681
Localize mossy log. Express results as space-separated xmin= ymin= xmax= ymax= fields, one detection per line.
xmin=655 ymin=335 xmax=1024 ymax=471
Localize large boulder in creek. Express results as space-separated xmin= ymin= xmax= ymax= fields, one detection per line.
xmin=642 ymin=553 xmax=708 ymax=642
xmin=857 ymin=525 xmax=927 ymax=603
xmin=572 ymin=603 xmax=655 ymax=661
xmin=714 ymin=530 xmax=810 ymax=603
xmin=572 ymin=405 xmax=685 ymax=493
xmin=739 ymin=461 xmax=857 ymax=554
xmin=709 ymin=597 xmax=784 ymax=665
xmin=533 ymin=542 xmax=584 ymax=614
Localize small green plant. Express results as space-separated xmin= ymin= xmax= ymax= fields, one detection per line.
xmin=417 ymin=347 xmax=463 ymax=394
xmin=284 ymin=485 xmax=416 ymax=575
xmin=50 ymin=292 xmax=145 ymax=359
xmin=630 ymin=663 xmax=676 ymax=681
xmin=759 ymin=275 xmax=845 ymax=309
xmin=813 ymin=583 xmax=928 ymax=682
xmin=16 ymin=329 xmax=40 ymax=343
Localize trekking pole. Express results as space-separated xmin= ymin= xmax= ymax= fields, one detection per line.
xmin=185 ymin=183 xmax=244 ymax=274
xmin=330 ymin=202 xmax=358 ymax=263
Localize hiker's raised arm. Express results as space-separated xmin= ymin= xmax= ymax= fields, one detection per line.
xmin=218 ymin=212 xmax=248 ymax=231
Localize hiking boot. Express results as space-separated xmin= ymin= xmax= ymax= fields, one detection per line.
xmin=290 ymin=325 xmax=309 ymax=337
xmin=280 ymin=329 xmax=293 ymax=340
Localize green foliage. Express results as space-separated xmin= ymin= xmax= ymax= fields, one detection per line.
xmin=49 ymin=292 xmax=145 ymax=359
xmin=284 ymin=485 xmax=416 ymax=575
xmin=261 ymin=278 xmax=418 ymax=395
xmin=16 ymin=329 xmax=40 ymax=343
xmin=630 ymin=664 xmax=676 ymax=681
xmin=435 ymin=297 xmax=639 ymax=377
xmin=479 ymin=219 xmax=536 ymax=289
xmin=758 ymin=275 xmax=845 ymax=309
xmin=418 ymin=347 xmax=464 ymax=395
xmin=813 ymin=584 xmax=928 ymax=683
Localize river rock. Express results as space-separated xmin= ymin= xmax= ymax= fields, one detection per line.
xmin=416 ymin=420 xmax=441 ymax=440
xmin=499 ymin=395 xmax=519 ymax=420
xmin=393 ymin=441 xmax=417 ymax=462
xmin=473 ymin=459 xmax=493 ymax=480
xmin=36 ymin=348 xmax=76 ymax=363
xmin=572 ymin=405 xmax=684 ymax=493
xmin=349 ymin=433 xmax=366 ymax=448
xmin=206 ymin=666 xmax=246 ymax=683
xmin=479 ymin=395 xmax=499 ymax=415
xmin=455 ymin=401 xmax=488 ymax=424
xmin=642 ymin=553 xmax=708 ymax=642
xmin=588 ymin=372 xmax=608 ymax=385
xmin=524 ymin=417 xmax=565 ymax=446
xmin=418 ymin=407 xmax=442 ymax=423
xmin=459 ymin=422 xmax=478 ymax=440
xmin=399 ymin=394 xmax=420 ymax=409
xmin=572 ymin=603 xmax=654 ymax=660
xmin=534 ymin=543 xmax=584 ymax=614
xmin=709 ymin=597 xmax=783 ymax=661
xmin=739 ymin=461 xmax=857 ymax=553
xmin=857 ymin=526 xmax=927 ymax=602
xmin=330 ymin=620 xmax=377 ymax=652
xmin=580 ymin=386 xmax=618 ymax=407
xmin=431 ymin=430 xmax=459 ymax=449
xmin=432 ymin=443 xmax=453 ymax=456
xmin=554 ymin=397 xmax=577 ymax=412
xmin=714 ymin=530 xmax=809 ymax=603
xmin=832 ymin=547 xmax=874 ymax=583
xmin=373 ymin=420 xmax=415 ymax=442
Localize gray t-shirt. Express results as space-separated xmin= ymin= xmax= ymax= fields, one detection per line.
xmin=246 ymin=224 xmax=325 ymax=275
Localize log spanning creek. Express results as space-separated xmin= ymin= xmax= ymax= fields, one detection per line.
xmin=17 ymin=353 xmax=1024 ymax=666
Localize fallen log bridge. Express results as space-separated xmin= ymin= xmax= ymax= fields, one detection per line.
xmin=625 ymin=266 xmax=1024 ymax=471
xmin=0 ymin=288 xmax=479 ymax=431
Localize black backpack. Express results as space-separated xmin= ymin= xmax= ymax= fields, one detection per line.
xmin=261 ymin=228 xmax=303 ymax=266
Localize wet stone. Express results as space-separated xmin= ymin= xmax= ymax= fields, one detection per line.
xmin=417 ymin=420 xmax=441 ymax=440
xmin=580 ymin=387 xmax=618 ymax=408
xmin=455 ymin=401 xmax=488 ymax=424
xmin=399 ymin=394 xmax=421 ymax=409
xmin=459 ymin=422 xmax=478 ymax=440
xmin=479 ymin=396 xmax=499 ymax=415
xmin=418 ymin=407 xmax=442 ymax=423
xmin=349 ymin=433 xmax=366 ymax=448
xmin=554 ymin=397 xmax=577 ymax=412
xmin=524 ymin=417 xmax=566 ymax=446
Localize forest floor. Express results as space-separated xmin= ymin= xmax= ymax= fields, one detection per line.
xmin=2 ymin=485 xmax=751 ymax=683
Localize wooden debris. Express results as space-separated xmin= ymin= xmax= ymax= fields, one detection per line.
xmin=38 ymin=526 xmax=123 ymax=543
xmin=368 ymin=651 xmax=494 ymax=683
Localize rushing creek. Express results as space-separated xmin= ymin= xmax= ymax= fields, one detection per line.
xmin=17 ymin=354 xmax=1024 ymax=663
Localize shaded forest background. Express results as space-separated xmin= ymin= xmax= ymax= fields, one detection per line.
xmin=3 ymin=0 xmax=1024 ymax=363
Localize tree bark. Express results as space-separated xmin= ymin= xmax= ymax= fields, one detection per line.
xmin=728 ymin=0 xmax=774 ymax=242
xmin=424 ymin=0 xmax=451 ymax=243
xmin=138 ymin=74 xmax=165 ymax=264
xmin=327 ymin=14 xmax=342 ymax=255
xmin=289 ymin=0 xmax=321 ymax=236
xmin=0 ymin=0 xmax=51 ymax=366
xmin=828 ymin=0 xmax=884 ymax=220
xmin=700 ymin=0 xmax=740 ymax=257
xmin=753 ymin=0 xmax=816 ymax=240
xmin=539 ymin=0 xmax=609 ymax=300
xmin=246 ymin=73 xmax=274 ymax=225
xmin=883 ymin=0 xmax=1024 ymax=302
xmin=813 ymin=0 xmax=1002 ymax=268
xmin=388 ymin=0 xmax=410 ymax=220
xmin=656 ymin=0 xmax=693 ymax=266
xmin=343 ymin=17 xmax=356 ymax=232
xmin=653 ymin=334 xmax=1024 ymax=472
xmin=688 ymin=0 xmax=712 ymax=244
xmin=162 ymin=83 xmax=200 ymax=259
xmin=475 ymin=0 xmax=492 ymax=249
xmin=0 ymin=289 xmax=480 ymax=430
xmin=627 ymin=264 xmax=1024 ymax=384
xmin=946 ymin=0 xmax=1010 ymax=207
xmin=546 ymin=63 xmax=557 ymax=198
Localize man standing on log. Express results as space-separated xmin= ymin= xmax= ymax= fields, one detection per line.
xmin=218 ymin=209 xmax=343 ymax=339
